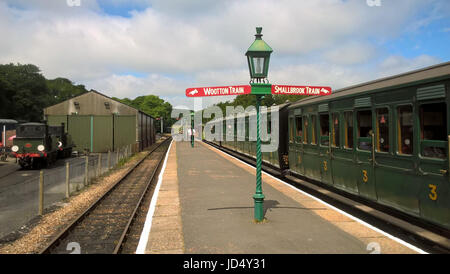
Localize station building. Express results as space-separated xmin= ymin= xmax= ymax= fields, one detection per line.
xmin=44 ymin=91 xmax=155 ymax=153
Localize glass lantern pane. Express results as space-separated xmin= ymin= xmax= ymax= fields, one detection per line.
xmin=252 ymin=57 xmax=265 ymax=74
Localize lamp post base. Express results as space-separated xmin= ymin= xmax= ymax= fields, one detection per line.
xmin=253 ymin=193 xmax=265 ymax=222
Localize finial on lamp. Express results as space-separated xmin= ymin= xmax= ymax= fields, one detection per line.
xmin=255 ymin=27 xmax=263 ymax=39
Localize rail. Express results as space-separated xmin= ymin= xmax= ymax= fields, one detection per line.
xmin=39 ymin=137 xmax=172 ymax=254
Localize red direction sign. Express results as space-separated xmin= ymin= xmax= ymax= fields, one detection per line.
xmin=272 ymin=85 xmax=332 ymax=96
xmin=186 ymin=85 xmax=251 ymax=97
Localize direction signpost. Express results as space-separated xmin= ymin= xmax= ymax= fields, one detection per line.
xmin=185 ymin=27 xmax=332 ymax=222
xmin=186 ymin=85 xmax=252 ymax=97
xmin=271 ymin=85 xmax=332 ymax=95
xmin=186 ymin=84 xmax=331 ymax=97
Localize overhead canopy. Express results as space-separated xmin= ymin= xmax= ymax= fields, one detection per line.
xmin=0 ymin=119 xmax=18 ymax=124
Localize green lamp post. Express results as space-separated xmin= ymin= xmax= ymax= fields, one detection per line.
xmin=190 ymin=111 xmax=194 ymax=148
xmin=246 ymin=27 xmax=273 ymax=222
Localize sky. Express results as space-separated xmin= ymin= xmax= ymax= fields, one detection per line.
xmin=0 ymin=0 xmax=449 ymax=110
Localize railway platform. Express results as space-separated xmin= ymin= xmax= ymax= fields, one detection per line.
xmin=139 ymin=140 xmax=423 ymax=254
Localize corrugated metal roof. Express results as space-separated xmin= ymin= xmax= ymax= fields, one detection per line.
xmin=18 ymin=122 xmax=45 ymax=126
xmin=44 ymin=90 xmax=156 ymax=119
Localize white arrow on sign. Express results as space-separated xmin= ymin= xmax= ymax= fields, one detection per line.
xmin=321 ymin=88 xmax=330 ymax=94
xmin=188 ymin=89 xmax=199 ymax=96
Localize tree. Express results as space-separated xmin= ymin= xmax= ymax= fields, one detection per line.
xmin=113 ymin=95 xmax=174 ymax=132
xmin=0 ymin=63 xmax=91 ymax=122
xmin=46 ymin=78 xmax=89 ymax=105
xmin=0 ymin=63 xmax=50 ymax=121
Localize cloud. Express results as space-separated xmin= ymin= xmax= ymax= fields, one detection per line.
xmin=377 ymin=55 xmax=441 ymax=77
xmin=406 ymin=0 xmax=450 ymax=32
xmin=1 ymin=0 xmax=101 ymax=13
xmin=0 ymin=1 xmax=244 ymax=80
xmin=323 ymin=42 xmax=376 ymax=65
xmin=0 ymin=0 xmax=447 ymax=108
xmin=85 ymin=73 xmax=189 ymax=99
xmin=146 ymin=0 xmax=223 ymax=15
xmin=270 ymin=63 xmax=370 ymax=90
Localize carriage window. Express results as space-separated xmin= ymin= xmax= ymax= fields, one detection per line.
xmin=227 ymin=120 xmax=233 ymax=139
xmin=357 ymin=110 xmax=372 ymax=150
xmin=320 ymin=114 xmax=329 ymax=146
xmin=311 ymin=115 xmax=317 ymax=145
xmin=17 ymin=125 xmax=45 ymax=138
xmin=397 ymin=105 xmax=413 ymax=155
xmin=223 ymin=121 xmax=226 ymax=135
xmin=245 ymin=116 xmax=249 ymax=139
xmin=264 ymin=118 xmax=271 ymax=142
xmin=289 ymin=117 xmax=295 ymax=143
xmin=344 ymin=111 xmax=353 ymax=149
xmin=295 ymin=116 xmax=302 ymax=143
xmin=332 ymin=113 xmax=340 ymax=147
xmin=420 ymin=102 xmax=447 ymax=159
xmin=237 ymin=119 xmax=243 ymax=139
xmin=303 ymin=116 xmax=309 ymax=144
xmin=376 ymin=108 xmax=389 ymax=153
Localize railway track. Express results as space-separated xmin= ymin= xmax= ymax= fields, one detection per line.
xmin=203 ymin=140 xmax=450 ymax=254
xmin=40 ymin=137 xmax=172 ymax=254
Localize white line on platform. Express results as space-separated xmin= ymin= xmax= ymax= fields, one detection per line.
xmin=206 ymin=142 xmax=428 ymax=254
xmin=135 ymin=139 xmax=173 ymax=254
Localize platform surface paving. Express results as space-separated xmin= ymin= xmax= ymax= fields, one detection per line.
xmin=144 ymin=140 xmax=419 ymax=254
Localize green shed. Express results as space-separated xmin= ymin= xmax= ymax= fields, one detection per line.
xmin=44 ymin=91 xmax=155 ymax=153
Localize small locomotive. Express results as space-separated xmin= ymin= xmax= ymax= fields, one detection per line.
xmin=12 ymin=122 xmax=74 ymax=169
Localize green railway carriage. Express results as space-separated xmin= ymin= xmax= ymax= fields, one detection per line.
xmin=288 ymin=62 xmax=450 ymax=229
xmin=207 ymin=103 xmax=290 ymax=170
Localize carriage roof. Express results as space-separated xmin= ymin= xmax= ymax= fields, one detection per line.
xmin=288 ymin=61 xmax=450 ymax=109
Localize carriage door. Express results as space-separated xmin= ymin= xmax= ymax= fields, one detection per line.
xmin=288 ymin=114 xmax=296 ymax=172
xmin=318 ymin=109 xmax=333 ymax=185
xmin=355 ymin=108 xmax=378 ymax=201
xmin=294 ymin=112 xmax=304 ymax=175
xmin=417 ymin=93 xmax=450 ymax=227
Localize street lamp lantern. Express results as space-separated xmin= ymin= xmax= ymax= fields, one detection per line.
xmin=245 ymin=27 xmax=273 ymax=83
